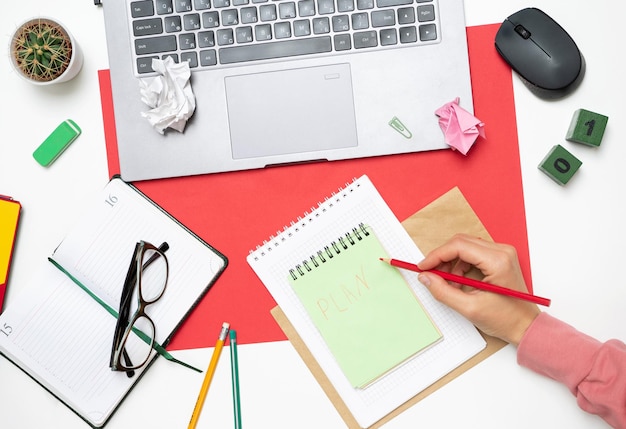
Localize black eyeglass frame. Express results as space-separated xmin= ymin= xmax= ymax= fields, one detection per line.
xmin=110 ymin=240 xmax=169 ymax=372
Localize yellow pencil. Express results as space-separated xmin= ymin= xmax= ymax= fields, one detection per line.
xmin=188 ymin=322 xmax=230 ymax=429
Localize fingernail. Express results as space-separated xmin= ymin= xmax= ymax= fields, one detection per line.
xmin=418 ymin=273 xmax=431 ymax=287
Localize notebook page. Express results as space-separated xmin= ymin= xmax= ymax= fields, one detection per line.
xmin=0 ymin=265 xmax=138 ymax=426
xmin=51 ymin=177 xmax=226 ymax=345
xmin=0 ymin=177 xmax=226 ymax=427
xmin=248 ymin=175 xmax=486 ymax=428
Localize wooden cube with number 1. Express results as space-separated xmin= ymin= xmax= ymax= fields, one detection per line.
xmin=566 ymin=109 xmax=608 ymax=147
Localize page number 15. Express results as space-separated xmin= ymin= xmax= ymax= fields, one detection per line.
xmin=1 ymin=323 xmax=12 ymax=337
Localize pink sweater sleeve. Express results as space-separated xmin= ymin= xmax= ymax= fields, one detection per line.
xmin=517 ymin=312 xmax=626 ymax=428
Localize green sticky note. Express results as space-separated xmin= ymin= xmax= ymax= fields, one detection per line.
xmin=289 ymin=226 xmax=441 ymax=388
xmin=565 ymin=109 xmax=608 ymax=147
xmin=538 ymin=144 xmax=582 ymax=185
xmin=33 ymin=119 xmax=81 ymax=166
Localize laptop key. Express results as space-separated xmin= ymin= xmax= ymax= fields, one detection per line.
xmin=351 ymin=13 xmax=369 ymax=30
xmin=155 ymin=0 xmax=174 ymax=14
xmin=165 ymin=16 xmax=183 ymax=32
xmin=419 ymin=23 xmax=437 ymax=40
xmin=417 ymin=4 xmax=435 ymax=22
xmin=219 ymin=36 xmax=332 ymax=63
xmin=137 ymin=56 xmax=159 ymax=73
xmin=371 ymin=10 xmax=395 ymax=27
xmin=397 ymin=7 xmax=415 ymax=24
xmin=313 ymin=17 xmax=330 ymax=34
xmin=255 ymin=24 xmax=273 ymax=40
xmin=376 ymin=0 xmax=412 ymax=7
xmin=222 ymin=9 xmax=239 ymax=25
xmin=337 ymin=0 xmax=355 ymax=12
xmin=181 ymin=51 xmax=198 ymax=67
xmin=380 ymin=28 xmax=397 ymax=45
xmin=198 ymin=31 xmax=215 ymax=47
xmin=399 ymin=25 xmax=417 ymax=43
xmin=199 ymin=49 xmax=218 ymax=66
xmin=241 ymin=7 xmax=258 ymax=24
xmin=293 ymin=20 xmax=311 ymax=36
xmin=175 ymin=0 xmax=193 ymax=12
xmin=179 ymin=33 xmax=197 ymax=49
xmin=217 ymin=29 xmax=235 ymax=45
xmin=135 ymin=35 xmax=177 ymax=55
xmin=131 ymin=1 xmax=155 ymax=18
xmin=274 ymin=22 xmax=292 ymax=38
xmin=279 ymin=2 xmax=297 ymax=19
xmin=356 ymin=0 xmax=374 ymax=10
xmin=353 ymin=30 xmax=377 ymax=48
xmin=194 ymin=0 xmax=211 ymax=9
xmin=184 ymin=13 xmax=202 ymax=30
xmin=236 ymin=26 xmax=254 ymax=43
xmin=334 ymin=34 xmax=352 ymax=50
xmin=260 ymin=4 xmax=278 ymax=21
xmin=202 ymin=11 xmax=220 ymax=28
xmin=133 ymin=19 xmax=164 ymax=36
xmin=332 ymin=15 xmax=350 ymax=32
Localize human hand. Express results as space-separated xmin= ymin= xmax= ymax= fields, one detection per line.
xmin=417 ymin=234 xmax=540 ymax=346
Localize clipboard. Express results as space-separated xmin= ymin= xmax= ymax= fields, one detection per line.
xmin=0 ymin=196 xmax=21 ymax=312
xmin=271 ymin=186 xmax=508 ymax=428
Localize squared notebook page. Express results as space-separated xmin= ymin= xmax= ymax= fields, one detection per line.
xmin=247 ymin=175 xmax=486 ymax=428
xmin=0 ymin=177 xmax=226 ymax=428
xmin=288 ymin=225 xmax=442 ymax=389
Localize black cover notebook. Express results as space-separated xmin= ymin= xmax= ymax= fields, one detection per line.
xmin=0 ymin=177 xmax=227 ymax=427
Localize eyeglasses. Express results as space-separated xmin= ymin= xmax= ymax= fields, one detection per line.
xmin=110 ymin=240 xmax=169 ymax=374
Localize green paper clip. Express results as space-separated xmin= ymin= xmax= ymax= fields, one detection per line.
xmin=388 ymin=116 xmax=412 ymax=139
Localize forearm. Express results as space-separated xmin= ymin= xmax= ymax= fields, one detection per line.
xmin=517 ymin=313 xmax=626 ymax=428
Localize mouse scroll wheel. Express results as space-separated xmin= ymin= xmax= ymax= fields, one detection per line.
xmin=514 ymin=24 xmax=531 ymax=39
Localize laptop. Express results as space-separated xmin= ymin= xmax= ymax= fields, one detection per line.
xmin=102 ymin=0 xmax=473 ymax=181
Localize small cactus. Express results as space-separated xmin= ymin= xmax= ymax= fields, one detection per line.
xmin=11 ymin=18 xmax=73 ymax=82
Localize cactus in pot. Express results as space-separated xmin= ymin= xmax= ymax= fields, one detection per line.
xmin=10 ymin=18 xmax=82 ymax=84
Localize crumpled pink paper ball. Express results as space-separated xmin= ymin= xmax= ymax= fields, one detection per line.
xmin=435 ymin=98 xmax=485 ymax=155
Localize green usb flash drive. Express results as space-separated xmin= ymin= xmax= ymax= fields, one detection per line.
xmin=33 ymin=119 xmax=81 ymax=166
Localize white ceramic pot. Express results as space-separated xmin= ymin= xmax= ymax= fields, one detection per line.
xmin=9 ymin=17 xmax=83 ymax=85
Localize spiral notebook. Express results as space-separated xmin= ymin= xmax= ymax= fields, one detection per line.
xmin=288 ymin=224 xmax=442 ymax=388
xmin=247 ymin=175 xmax=486 ymax=428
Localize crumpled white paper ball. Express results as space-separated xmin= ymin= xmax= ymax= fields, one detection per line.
xmin=139 ymin=57 xmax=196 ymax=134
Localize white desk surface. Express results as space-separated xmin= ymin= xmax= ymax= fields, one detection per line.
xmin=1 ymin=1 xmax=624 ymax=428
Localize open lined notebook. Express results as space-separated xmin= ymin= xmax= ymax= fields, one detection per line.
xmin=0 ymin=177 xmax=227 ymax=428
xmin=247 ymin=175 xmax=486 ymax=428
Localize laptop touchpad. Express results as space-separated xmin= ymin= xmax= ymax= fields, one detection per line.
xmin=225 ymin=64 xmax=358 ymax=160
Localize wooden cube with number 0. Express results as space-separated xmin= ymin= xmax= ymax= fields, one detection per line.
xmin=539 ymin=144 xmax=582 ymax=185
xmin=566 ymin=109 xmax=608 ymax=147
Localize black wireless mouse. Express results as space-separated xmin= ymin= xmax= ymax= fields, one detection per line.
xmin=495 ymin=8 xmax=585 ymax=99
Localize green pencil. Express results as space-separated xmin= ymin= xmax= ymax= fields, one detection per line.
xmin=229 ymin=329 xmax=242 ymax=429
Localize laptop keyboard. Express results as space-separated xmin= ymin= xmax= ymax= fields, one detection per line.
xmin=128 ymin=0 xmax=440 ymax=74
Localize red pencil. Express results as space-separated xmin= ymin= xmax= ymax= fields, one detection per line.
xmin=380 ymin=258 xmax=551 ymax=307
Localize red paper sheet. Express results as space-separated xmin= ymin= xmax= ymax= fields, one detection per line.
xmin=99 ymin=24 xmax=529 ymax=350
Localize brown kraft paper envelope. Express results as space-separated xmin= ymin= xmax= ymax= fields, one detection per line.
xmin=271 ymin=186 xmax=508 ymax=428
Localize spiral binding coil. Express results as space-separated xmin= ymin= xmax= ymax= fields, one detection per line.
xmin=249 ymin=178 xmax=361 ymax=261
xmin=289 ymin=223 xmax=370 ymax=281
